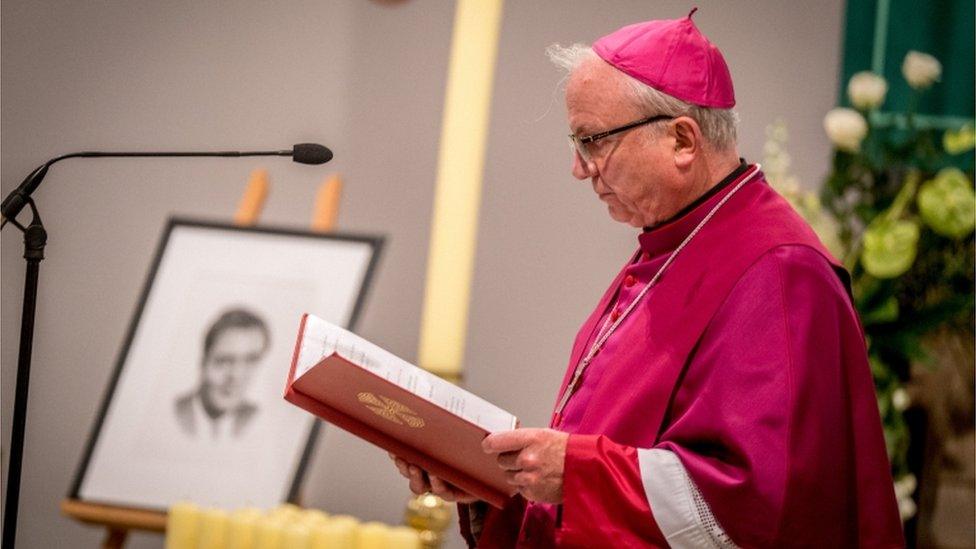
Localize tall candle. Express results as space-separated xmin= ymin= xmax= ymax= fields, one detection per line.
xmin=311 ymin=174 xmax=342 ymax=232
xmin=417 ymin=0 xmax=505 ymax=377
xmin=165 ymin=502 xmax=200 ymax=549
xmin=233 ymin=169 xmax=269 ymax=226
xmin=357 ymin=522 xmax=390 ymax=549
xmin=197 ymin=508 xmax=229 ymax=549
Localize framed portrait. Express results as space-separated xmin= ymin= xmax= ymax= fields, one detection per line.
xmin=70 ymin=218 xmax=383 ymax=511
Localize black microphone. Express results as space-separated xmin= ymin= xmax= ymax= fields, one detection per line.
xmin=292 ymin=143 xmax=333 ymax=165
xmin=0 ymin=143 xmax=334 ymax=228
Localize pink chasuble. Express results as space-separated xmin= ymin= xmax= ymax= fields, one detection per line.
xmin=460 ymin=167 xmax=904 ymax=548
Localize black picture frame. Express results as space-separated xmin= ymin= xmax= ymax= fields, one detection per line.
xmin=69 ymin=217 xmax=384 ymax=512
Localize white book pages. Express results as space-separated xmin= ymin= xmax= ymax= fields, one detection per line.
xmin=295 ymin=314 xmax=518 ymax=433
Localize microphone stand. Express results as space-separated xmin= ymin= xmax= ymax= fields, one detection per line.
xmin=3 ymin=199 xmax=46 ymax=549
xmin=0 ymin=144 xmax=331 ymax=548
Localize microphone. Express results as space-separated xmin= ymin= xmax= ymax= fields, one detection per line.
xmin=292 ymin=143 xmax=333 ymax=165
xmin=0 ymin=143 xmax=334 ymax=228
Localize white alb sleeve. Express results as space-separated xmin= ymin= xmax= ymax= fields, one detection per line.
xmin=637 ymin=448 xmax=739 ymax=549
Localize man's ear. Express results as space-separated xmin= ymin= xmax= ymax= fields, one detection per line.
xmin=671 ymin=116 xmax=702 ymax=169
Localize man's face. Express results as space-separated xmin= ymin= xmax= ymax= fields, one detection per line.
xmin=565 ymin=59 xmax=681 ymax=228
xmin=200 ymin=326 xmax=267 ymax=413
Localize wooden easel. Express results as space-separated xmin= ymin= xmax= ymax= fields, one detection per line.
xmin=60 ymin=500 xmax=166 ymax=549
xmin=61 ymin=170 xmax=343 ymax=548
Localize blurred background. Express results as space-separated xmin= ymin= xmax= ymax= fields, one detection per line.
xmin=1 ymin=1 xmax=972 ymax=547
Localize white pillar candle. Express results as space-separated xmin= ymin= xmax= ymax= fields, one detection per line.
xmin=301 ymin=509 xmax=330 ymax=528
xmin=269 ymin=503 xmax=302 ymax=522
xmin=312 ymin=515 xmax=358 ymax=549
xmin=227 ymin=508 xmax=262 ymax=549
xmin=254 ymin=517 xmax=285 ymax=549
xmin=165 ymin=502 xmax=200 ymax=549
xmin=282 ymin=524 xmax=312 ymax=549
xmin=357 ymin=521 xmax=390 ymax=549
xmin=388 ymin=526 xmax=422 ymax=549
xmin=196 ymin=508 xmax=229 ymax=549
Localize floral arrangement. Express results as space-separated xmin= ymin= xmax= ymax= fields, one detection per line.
xmin=764 ymin=50 xmax=975 ymax=521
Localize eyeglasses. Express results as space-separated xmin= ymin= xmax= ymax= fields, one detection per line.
xmin=568 ymin=114 xmax=674 ymax=164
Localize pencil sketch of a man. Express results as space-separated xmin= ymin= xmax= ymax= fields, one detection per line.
xmin=174 ymin=307 xmax=271 ymax=439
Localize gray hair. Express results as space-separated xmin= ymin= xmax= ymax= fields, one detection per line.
xmin=546 ymin=43 xmax=738 ymax=151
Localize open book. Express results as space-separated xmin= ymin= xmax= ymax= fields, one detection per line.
xmin=284 ymin=313 xmax=519 ymax=508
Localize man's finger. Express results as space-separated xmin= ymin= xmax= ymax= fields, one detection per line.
xmin=407 ymin=466 xmax=430 ymax=495
xmin=429 ymin=475 xmax=481 ymax=504
xmin=408 ymin=475 xmax=426 ymax=494
xmin=483 ymin=429 xmax=536 ymax=454
xmin=505 ymin=469 xmax=535 ymax=487
xmin=495 ymin=450 xmax=521 ymax=471
xmin=429 ymin=475 xmax=451 ymax=498
xmin=430 ymin=475 xmax=467 ymax=502
xmin=504 ymin=470 xmax=521 ymax=486
xmin=394 ymin=457 xmax=411 ymax=478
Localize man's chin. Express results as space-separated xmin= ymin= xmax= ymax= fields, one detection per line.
xmin=606 ymin=205 xmax=642 ymax=227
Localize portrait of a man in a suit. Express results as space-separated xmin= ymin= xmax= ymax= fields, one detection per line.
xmin=174 ymin=307 xmax=271 ymax=439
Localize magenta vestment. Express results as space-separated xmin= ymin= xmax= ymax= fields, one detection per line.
xmin=461 ymin=167 xmax=904 ymax=548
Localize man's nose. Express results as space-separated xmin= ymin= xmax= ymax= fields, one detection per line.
xmin=571 ymin=151 xmax=594 ymax=180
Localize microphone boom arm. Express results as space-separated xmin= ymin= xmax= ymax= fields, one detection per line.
xmin=0 ymin=148 xmax=310 ymax=229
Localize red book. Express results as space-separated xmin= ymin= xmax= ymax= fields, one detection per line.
xmin=284 ymin=313 xmax=519 ymax=508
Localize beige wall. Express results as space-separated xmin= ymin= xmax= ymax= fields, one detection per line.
xmin=1 ymin=1 xmax=844 ymax=547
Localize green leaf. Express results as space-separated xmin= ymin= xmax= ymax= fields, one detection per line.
xmin=917 ymin=168 xmax=976 ymax=238
xmin=944 ymin=124 xmax=976 ymax=155
xmin=861 ymin=296 xmax=900 ymax=324
xmin=861 ymin=219 xmax=920 ymax=278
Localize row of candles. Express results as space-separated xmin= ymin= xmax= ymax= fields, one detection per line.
xmin=165 ymin=502 xmax=422 ymax=549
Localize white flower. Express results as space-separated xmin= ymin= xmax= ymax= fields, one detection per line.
xmin=894 ymin=474 xmax=918 ymax=521
xmin=894 ymin=474 xmax=917 ymax=499
xmin=902 ymin=51 xmax=942 ymax=89
xmin=892 ymin=388 xmax=910 ymax=411
xmin=898 ymin=496 xmax=917 ymax=521
xmin=847 ymin=72 xmax=888 ymax=110
xmin=824 ymin=108 xmax=868 ymax=152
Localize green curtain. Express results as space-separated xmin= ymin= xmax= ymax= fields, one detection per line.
xmin=840 ymin=0 xmax=974 ymax=122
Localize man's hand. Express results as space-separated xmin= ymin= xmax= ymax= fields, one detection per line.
xmin=389 ymin=453 xmax=480 ymax=503
xmin=482 ymin=428 xmax=569 ymax=504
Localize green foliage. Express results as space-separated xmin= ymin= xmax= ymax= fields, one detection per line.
xmin=917 ymin=168 xmax=976 ymax=238
xmin=862 ymin=219 xmax=920 ymax=279
xmin=819 ymin=62 xmax=976 ymax=481
xmin=768 ymin=54 xmax=974 ymax=498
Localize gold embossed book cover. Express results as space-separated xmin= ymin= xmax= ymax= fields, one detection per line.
xmin=284 ymin=313 xmax=519 ymax=508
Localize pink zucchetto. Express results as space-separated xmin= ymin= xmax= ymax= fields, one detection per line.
xmin=592 ymin=7 xmax=735 ymax=109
